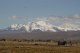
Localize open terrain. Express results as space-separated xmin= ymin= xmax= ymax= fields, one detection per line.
xmin=0 ymin=32 xmax=80 ymax=53
xmin=0 ymin=41 xmax=80 ymax=53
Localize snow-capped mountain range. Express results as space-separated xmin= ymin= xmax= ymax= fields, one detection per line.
xmin=6 ymin=21 xmax=56 ymax=32
xmin=5 ymin=20 xmax=80 ymax=32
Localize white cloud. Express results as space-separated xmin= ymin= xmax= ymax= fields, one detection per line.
xmin=10 ymin=16 xmax=17 ymax=19
xmin=33 ymin=15 xmax=80 ymax=26
xmin=73 ymin=14 xmax=80 ymax=18
xmin=8 ymin=15 xmax=80 ymax=26
xmin=9 ymin=16 xmax=29 ymax=19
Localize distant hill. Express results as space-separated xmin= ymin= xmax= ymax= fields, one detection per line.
xmin=0 ymin=31 xmax=80 ymax=41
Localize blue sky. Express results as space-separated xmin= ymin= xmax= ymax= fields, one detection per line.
xmin=0 ymin=0 xmax=80 ymax=28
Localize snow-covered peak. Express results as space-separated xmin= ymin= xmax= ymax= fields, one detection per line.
xmin=8 ymin=24 xmax=26 ymax=30
xmin=58 ymin=23 xmax=80 ymax=31
xmin=28 ymin=21 xmax=57 ymax=32
xmin=36 ymin=21 xmax=48 ymax=26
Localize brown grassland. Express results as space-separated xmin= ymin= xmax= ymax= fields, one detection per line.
xmin=0 ymin=40 xmax=80 ymax=53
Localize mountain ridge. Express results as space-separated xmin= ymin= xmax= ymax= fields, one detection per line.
xmin=3 ymin=20 xmax=80 ymax=32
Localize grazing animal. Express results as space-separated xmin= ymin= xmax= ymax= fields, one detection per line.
xmin=58 ymin=41 xmax=67 ymax=45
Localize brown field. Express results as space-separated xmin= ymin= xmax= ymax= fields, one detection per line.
xmin=0 ymin=41 xmax=80 ymax=53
